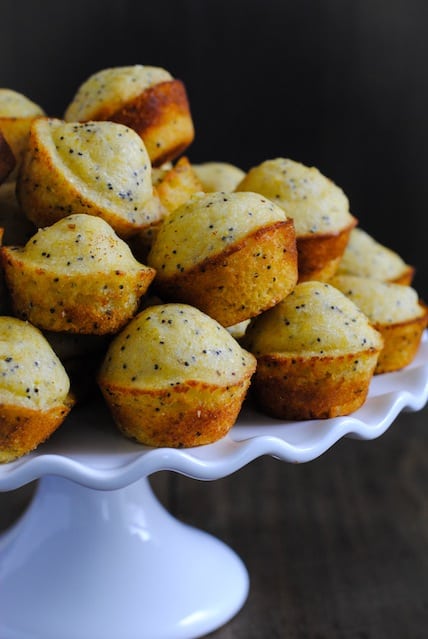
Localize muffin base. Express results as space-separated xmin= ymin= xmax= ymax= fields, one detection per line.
xmin=0 ymin=395 xmax=74 ymax=463
xmin=374 ymin=304 xmax=428 ymax=374
xmin=297 ymin=220 xmax=357 ymax=282
xmin=251 ymin=349 xmax=380 ymax=420
xmin=1 ymin=248 xmax=155 ymax=334
xmin=98 ymin=375 xmax=254 ymax=448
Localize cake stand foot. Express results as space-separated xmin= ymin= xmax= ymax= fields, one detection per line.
xmin=0 ymin=475 xmax=249 ymax=639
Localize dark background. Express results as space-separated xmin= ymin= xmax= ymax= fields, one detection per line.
xmin=1 ymin=0 xmax=427 ymax=297
xmin=1 ymin=4 xmax=428 ymax=637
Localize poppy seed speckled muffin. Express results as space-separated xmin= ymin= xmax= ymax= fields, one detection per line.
xmin=129 ymin=157 xmax=203 ymax=263
xmin=330 ymin=275 xmax=428 ymax=374
xmin=192 ymin=161 xmax=245 ymax=192
xmin=0 ymin=89 xmax=45 ymax=181
xmin=153 ymin=156 xmax=203 ymax=213
xmin=17 ymin=118 xmax=153 ymax=238
xmin=97 ymin=303 xmax=257 ymax=447
xmin=1 ymin=214 xmax=156 ymax=334
xmin=236 ymin=158 xmax=357 ymax=281
xmin=147 ymin=191 xmax=298 ymax=327
xmin=64 ymin=65 xmax=194 ymax=166
xmin=0 ymin=316 xmax=74 ymax=462
xmin=242 ymin=281 xmax=383 ymax=420
xmin=335 ymin=227 xmax=414 ymax=285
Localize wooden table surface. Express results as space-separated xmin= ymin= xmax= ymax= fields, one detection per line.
xmin=1 ymin=402 xmax=427 ymax=638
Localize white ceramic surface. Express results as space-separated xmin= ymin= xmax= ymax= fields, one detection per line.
xmin=0 ymin=332 xmax=426 ymax=639
xmin=0 ymin=476 xmax=249 ymax=639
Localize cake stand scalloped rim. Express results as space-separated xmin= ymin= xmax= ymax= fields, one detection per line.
xmin=0 ymin=332 xmax=426 ymax=492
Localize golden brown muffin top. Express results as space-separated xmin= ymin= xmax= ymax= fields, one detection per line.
xmin=64 ymin=65 xmax=173 ymax=122
xmin=0 ymin=316 xmax=70 ymax=409
xmin=26 ymin=118 xmax=153 ymax=227
xmin=99 ymin=303 xmax=256 ymax=389
xmin=0 ymin=89 xmax=45 ymax=118
xmin=9 ymin=213 xmax=149 ymax=275
xmin=236 ymin=157 xmax=354 ymax=236
xmin=147 ymin=191 xmax=287 ymax=277
xmin=336 ymin=227 xmax=410 ymax=281
xmin=242 ymin=281 xmax=383 ymax=357
xmin=192 ymin=161 xmax=245 ymax=192
xmin=330 ymin=275 xmax=426 ymax=324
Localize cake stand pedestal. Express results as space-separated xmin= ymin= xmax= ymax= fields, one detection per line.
xmin=0 ymin=475 xmax=248 ymax=639
xmin=0 ymin=333 xmax=426 ymax=639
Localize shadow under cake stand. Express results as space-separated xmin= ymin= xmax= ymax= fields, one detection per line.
xmin=0 ymin=333 xmax=427 ymax=639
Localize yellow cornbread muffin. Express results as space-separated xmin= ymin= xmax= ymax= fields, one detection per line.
xmin=64 ymin=65 xmax=194 ymax=167
xmin=236 ymin=158 xmax=357 ymax=281
xmin=330 ymin=275 xmax=428 ymax=373
xmin=242 ymin=281 xmax=383 ymax=420
xmin=17 ymin=118 xmax=153 ymax=239
xmin=98 ymin=303 xmax=257 ymax=447
xmin=192 ymin=161 xmax=245 ymax=192
xmin=147 ymin=191 xmax=298 ymax=327
xmin=0 ymin=316 xmax=74 ymax=462
xmin=64 ymin=65 xmax=173 ymax=121
xmin=130 ymin=157 xmax=203 ymax=262
xmin=0 ymin=89 xmax=45 ymax=181
xmin=0 ymin=90 xmax=44 ymax=119
xmin=335 ymin=227 xmax=414 ymax=285
xmin=153 ymin=156 xmax=203 ymax=213
xmin=1 ymin=214 xmax=155 ymax=334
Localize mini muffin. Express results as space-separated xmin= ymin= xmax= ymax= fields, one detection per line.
xmin=17 ymin=118 xmax=153 ymax=238
xmin=0 ymin=316 xmax=74 ymax=462
xmin=64 ymin=65 xmax=195 ymax=166
xmin=130 ymin=157 xmax=203 ymax=262
xmin=236 ymin=158 xmax=357 ymax=281
xmin=330 ymin=275 xmax=428 ymax=374
xmin=0 ymin=131 xmax=15 ymax=184
xmin=147 ymin=191 xmax=298 ymax=327
xmin=0 ymin=88 xmax=45 ymax=181
xmin=242 ymin=281 xmax=383 ymax=420
xmin=335 ymin=227 xmax=414 ymax=285
xmin=98 ymin=303 xmax=256 ymax=448
xmin=192 ymin=161 xmax=245 ymax=192
xmin=153 ymin=156 xmax=203 ymax=213
xmin=1 ymin=214 xmax=156 ymax=334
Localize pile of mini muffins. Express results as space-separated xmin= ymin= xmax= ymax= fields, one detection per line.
xmin=0 ymin=64 xmax=426 ymax=462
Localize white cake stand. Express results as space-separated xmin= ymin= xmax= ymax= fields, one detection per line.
xmin=0 ymin=333 xmax=427 ymax=639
